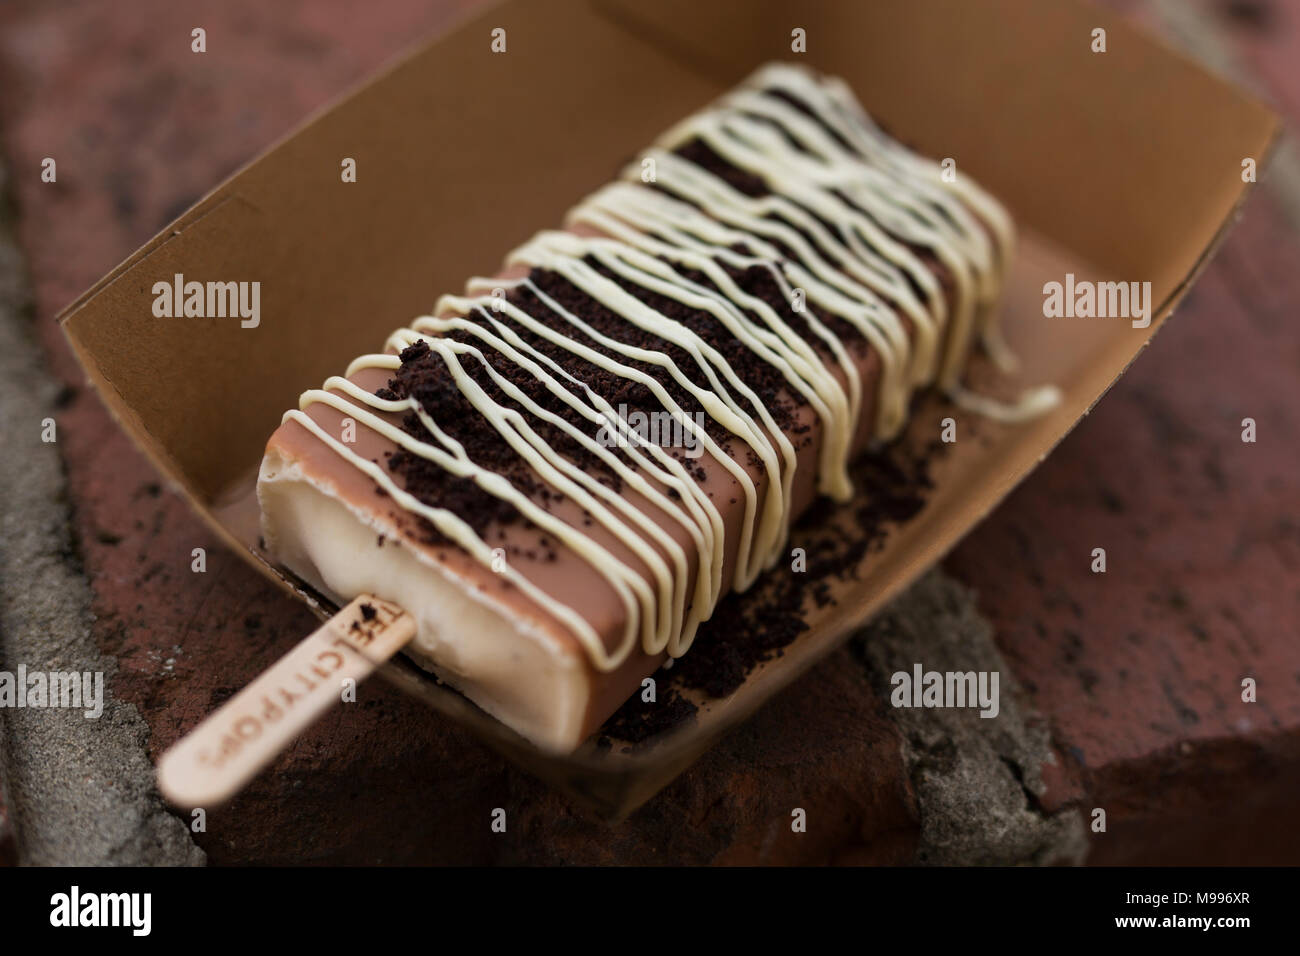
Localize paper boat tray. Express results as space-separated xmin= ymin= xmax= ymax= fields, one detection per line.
xmin=58 ymin=0 xmax=1279 ymax=817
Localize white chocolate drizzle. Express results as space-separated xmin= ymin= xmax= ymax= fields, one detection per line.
xmin=280 ymin=63 xmax=1059 ymax=673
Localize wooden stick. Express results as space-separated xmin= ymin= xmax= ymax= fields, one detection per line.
xmin=156 ymin=595 xmax=416 ymax=808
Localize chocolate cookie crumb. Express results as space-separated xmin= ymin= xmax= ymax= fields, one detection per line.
xmin=596 ymin=432 xmax=944 ymax=744
xmin=600 ymin=686 xmax=699 ymax=747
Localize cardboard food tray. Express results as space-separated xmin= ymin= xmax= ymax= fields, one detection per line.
xmin=58 ymin=0 xmax=1279 ymax=818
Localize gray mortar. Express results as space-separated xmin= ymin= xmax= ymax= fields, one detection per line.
xmin=853 ymin=570 xmax=1087 ymax=865
xmin=0 ymin=164 xmax=205 ymax=866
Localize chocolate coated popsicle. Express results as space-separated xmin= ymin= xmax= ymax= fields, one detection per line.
xmin=257 ymin=64 xmax=1055 ymax=751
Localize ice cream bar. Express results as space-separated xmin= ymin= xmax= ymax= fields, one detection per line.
xmin=256 ymin=63 xmax=1056 ymax=752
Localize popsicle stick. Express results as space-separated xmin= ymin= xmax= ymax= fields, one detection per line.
xmin=156 ymin=595 xmax=416 ymax=808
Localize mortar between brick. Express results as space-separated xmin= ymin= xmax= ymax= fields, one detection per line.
xmin=0 ymin=162 xmax=204 ymax=866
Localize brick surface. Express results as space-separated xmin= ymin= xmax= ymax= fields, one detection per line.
xmin=0 ymin=0 xmax=927 ymax=865
xmin=946 ymin=0 xmax=1300 ymax=863
xmin=0 ymin=0 xmax=1296 ymax=864
xmin=946 ymin=198 xmax=1300 ymax=863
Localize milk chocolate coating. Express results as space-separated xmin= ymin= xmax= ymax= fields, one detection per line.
xmin=258 ymin=62 xmax=1021 ymax=750
xmin=265 ymin=258 xmax=917 ymax=742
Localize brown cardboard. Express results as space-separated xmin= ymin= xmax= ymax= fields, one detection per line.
xmin=59 ymin=0 xmax=1280 ymax=816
